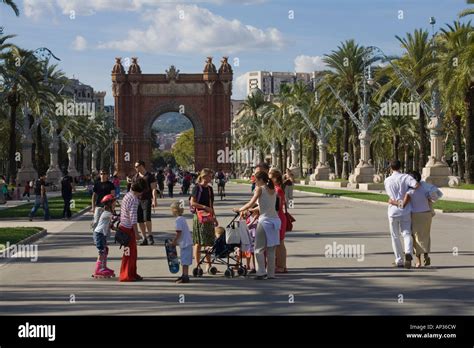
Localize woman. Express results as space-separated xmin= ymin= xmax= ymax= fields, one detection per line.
xmin=389 ymin=171 xmax=441 ymax=268
xmin=118 ymin=179 xmax=145 ymax=281
xmin=269 ymin=169 xmax=288 ymax=273
xmin=156 ymin=170 xmax=165 ymax=198
xmin=190 ymin=168 xmax=216 ymax=272
xmin=234 ymin=171 xmax=281 ymax=280
xmin=166 ymin=170 xmax=176 ymax=198
xmin=283 ymin=168 xmax=295 ymax=204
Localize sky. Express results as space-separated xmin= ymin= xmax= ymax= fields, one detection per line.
xmin=0 ymin=0 xmax=471 ymax=105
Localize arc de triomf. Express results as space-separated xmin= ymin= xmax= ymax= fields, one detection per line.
xmin=111 ymin=56 xmax=232 ymax=176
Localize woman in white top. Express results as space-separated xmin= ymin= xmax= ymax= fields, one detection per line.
xmin=234 ymin=171 xmax=281 ymax=279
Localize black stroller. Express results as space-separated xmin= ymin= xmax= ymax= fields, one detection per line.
xmin=192 ymin=213 xmax=248 ymax=278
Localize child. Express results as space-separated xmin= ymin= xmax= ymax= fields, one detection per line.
xmin=243 ymin=211 xmax=257 ymax=274
xmin=170 ymin=201 xmax=193 ymax=284
xmin=92 ymin=194 xmax=116 ymax=278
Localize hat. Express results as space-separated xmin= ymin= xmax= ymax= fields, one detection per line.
xmin=100 ymin=194 xmax=116 ymax=204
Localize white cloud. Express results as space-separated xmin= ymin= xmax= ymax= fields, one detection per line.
xmin=23 ymin=0 xmax=267 ymax=18
xmin=72 ymin=35 xmax=88 ymax=51
xmin=98 ymin=5 xmax=285 ymax=54
xmin=294 ymin=55 xmax=327 ymax=72
xmin=233 ymin=73 xmax=248 ymax=99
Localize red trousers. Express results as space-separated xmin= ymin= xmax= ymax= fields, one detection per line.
xmin=119 ymin=225 xmax=139 ymax=282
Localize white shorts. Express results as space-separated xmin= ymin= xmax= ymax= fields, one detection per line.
xmin=180 ymin=245 xmax=193 ymax=266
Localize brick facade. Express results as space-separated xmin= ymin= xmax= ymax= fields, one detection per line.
xmin=112 ymin=57 xmax=232 ymax=176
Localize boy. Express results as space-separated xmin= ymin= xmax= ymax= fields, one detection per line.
xmin=170 ymin=201 xmax=193 ymax=284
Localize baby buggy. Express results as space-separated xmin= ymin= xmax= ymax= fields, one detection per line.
xmin=193 ymin=213 xmax=249 ymax=278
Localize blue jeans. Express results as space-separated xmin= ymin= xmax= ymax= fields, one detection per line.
xmin=30 ymin=195 xmax=50 ymax=220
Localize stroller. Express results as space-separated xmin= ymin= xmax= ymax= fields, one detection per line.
xmin=192 ymin=213 xmax=249 ymax=278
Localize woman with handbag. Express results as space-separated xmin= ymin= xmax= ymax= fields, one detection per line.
xmin=233 ymin=171 xmax=281 ymax=280
xmin=118 ymin=180 xmax=145 ymax=282
xmin=190 ymin=168 xmax=216 ymax=273
xmin=269 ymin=169 xmax=288 ymax=273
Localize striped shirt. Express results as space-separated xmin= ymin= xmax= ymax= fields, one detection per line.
xmin=120 ymin=191 xmax=139 ymax=228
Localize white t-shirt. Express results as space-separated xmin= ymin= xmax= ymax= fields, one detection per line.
xmin=384 ymin=171 xmax=418 ymax=217
xmin=94 ymin=210 xmax=113 ymax=237
xmin=175 ymin=216 xmax=192 ymax=249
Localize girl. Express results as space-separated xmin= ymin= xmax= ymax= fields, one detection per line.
xmin=170 ymin=201 xmax=193 ymax=283
xmin=92 ymin=194 xmax=117 ymax=278
xmin=119 ymin=180 xmax=145 ymax=282
xmin=233 ymin=171 xmax=281 ymax=280
xmin=269 ymin=169 xmax=288 ymax=273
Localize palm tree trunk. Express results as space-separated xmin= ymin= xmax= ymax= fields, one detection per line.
xmin=352 ymin=123 xmax=359 ymax=164
xmin=311 ymin=132 xmax=317 ymax=170
xmin=36 ymin=122 xmax=45 ymax=175
xmin=283 ymin=139 xmax=288 ymax=170
xmin=418 ymin=107 xmax=429 ymax=170
xmin=393 ymin=134 xmax=400 ymax=160
xmin=342 ymin=113 xmax=349 ymax=179
xmin=453 ymin=114 xmax=465 ymax=180
xmin=465 ymin=85 xmax=474 ymax=184
xmin=335 ymin=127 xmax=342 ymax=178
xmin=278 ymin=141 xmax=283 ymax=171
xmin=299 ymin=132 xmax=304 ymax=177
xmin=7 ymin=92 xmax=20 ymax=183
xmin=404 ymin=144 xmax=409 ymax=173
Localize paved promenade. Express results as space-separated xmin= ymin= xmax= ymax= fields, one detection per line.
xmin=0 ymin=183 xmax=473 ymax=315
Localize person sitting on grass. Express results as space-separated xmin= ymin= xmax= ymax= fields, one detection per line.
xmin=170 ymin=201 xmax=193 ymax=284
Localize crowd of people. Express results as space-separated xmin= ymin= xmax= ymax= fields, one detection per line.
xmin=88 ymin=160 xmax=292 ymax=283
xmin=1 ymin=157 xmax=444 ymax=282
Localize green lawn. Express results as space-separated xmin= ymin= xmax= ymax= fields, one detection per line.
xmin=0 ymin=191 xmax=92 ymax=219
xmin=294 ymin=185 xmax=474 ymax=213
xmin=452 ymin=184 xmax=474 ymax=190
xmin=231 ymin=179 xmax=473 ymax=212
xmin=0 ymin=227 xmax=43 ymax=250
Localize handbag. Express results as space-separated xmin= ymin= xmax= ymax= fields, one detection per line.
xmin=285 ymin=203 xmax=296 ymax=232
xmin=197 ymin=209 xmax=214 ymax=224
xmin=238 ymin=219 xmax=251 ymax=245
xmin=115 ymin=225 xmax=131 ymax=248
xmin=225 ymin=221 xmax=241 ymax=244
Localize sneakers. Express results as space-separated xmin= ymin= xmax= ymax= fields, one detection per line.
xmin=175 ymin=276 xmax=190 ymax=284
xmin=404 ymin=254 xmax=413 ymax=269
xmin=139 ymin=238 xmax=148 ymax=246
xmin=147 ymin=234 xmax=155 ymax=245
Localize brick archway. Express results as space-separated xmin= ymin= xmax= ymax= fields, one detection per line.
xmin=112 ymin=57 xmax=232 ymax=176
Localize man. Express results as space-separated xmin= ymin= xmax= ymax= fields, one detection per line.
xmin=29 ymin=174 xmax=50 ymax=221
xmin=133 ymin=160 xmax=157 ymax=246
xmin=384 ymin=160 xmax=420 ymax=269
xmin=61 ymin=171 xmax=75 ymax=220
xmin=91 ymin=169 xmax=115 ymax=213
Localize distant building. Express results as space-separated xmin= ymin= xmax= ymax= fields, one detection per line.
xmin=243 ymin=71 xmax=323 ymax=98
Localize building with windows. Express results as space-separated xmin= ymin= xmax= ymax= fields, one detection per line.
xmin=243 ymin=71 xmax=324 ymax=98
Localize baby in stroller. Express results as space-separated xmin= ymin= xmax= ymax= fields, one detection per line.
xmin=192 ymin=217 xmax=248 ymax=278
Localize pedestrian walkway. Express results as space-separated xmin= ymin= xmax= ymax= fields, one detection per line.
xmin=0 ymin=183 xmax=472 ymax=315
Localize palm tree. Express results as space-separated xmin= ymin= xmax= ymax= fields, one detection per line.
xmin=458 ymin=8 xmax=474 ymax=18
xmin=323 ymin=39 xmax=368 ymax=179
xmin=438 ymin=20 xmax=474 ymax=182
xmin=2 ymin=0 xmax=19 ymax=16
xmin=394 ymin=29 xmax=437 ymax=170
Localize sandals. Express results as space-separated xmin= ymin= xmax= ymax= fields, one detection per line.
xmin=424 ymin=254 xmax=431 ymax=267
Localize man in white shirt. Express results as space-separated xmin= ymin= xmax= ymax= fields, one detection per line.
xmin=384 ymin=160 xmax=420 ymax=268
